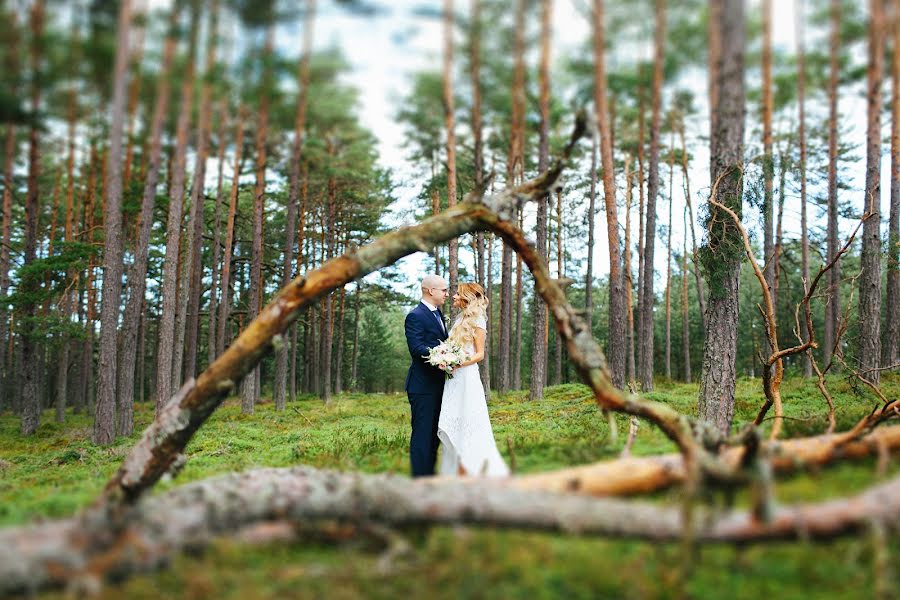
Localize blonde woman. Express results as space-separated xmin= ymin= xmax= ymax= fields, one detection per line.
xmin=437 ymin=283 xmax=509 ymax=476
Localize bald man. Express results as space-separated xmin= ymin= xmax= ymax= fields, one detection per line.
xmin=404 ymin=275 xmax=450 ymax=477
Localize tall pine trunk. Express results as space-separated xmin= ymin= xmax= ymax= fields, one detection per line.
xmin=681 ymin=207 xmax=691 ymax=382
xmin=824 ymin=0 xmax=841 ymax=366
xmin=243 ymin=26 xmax=274 ymax=412
xmin=155 ymin=1 xmax=199 ymax=412
xmin=183 ymin=0 xmax=220 ymax=382
xmin=444 ymin=0 xmax=458 ymax=296
xmin=761 ymin=0 xmax=775 ymax=324
xmin=274 ymin=0 xmax=314 ymax=410
xmin=638 ymin=0 xmax=666 ymax=392
xmin=624 ymin=155 xmax=636 ymax=382
xmin=858 ymin=0 xmax=884 ymax=384
xmin=698 ymin=0 xmax=745 ymax=435
xmin=207 ymin=101 xmax=228 ymax=364
xmin=884 ymin=0 xmax=900 ymax=369
xmin=593 ymin=0 xmax=626 ymax=389
xmin=94 ymin=0 xmax=133 ymax=445
xmin=117 ymin=5 xmax=179 ymax=435
xmin=797 ymin=0 xmax=812 ymax=377
xmin=216 ymin=109 xmax=246 ymax=361
xmin=664 ymin=132 xmax=673 ymax=380
xmin=20 ymin=0 xmax=45 ymax=435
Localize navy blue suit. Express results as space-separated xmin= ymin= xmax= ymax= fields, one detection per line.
xmin=405 ymin=302 xmax=449 ymax=477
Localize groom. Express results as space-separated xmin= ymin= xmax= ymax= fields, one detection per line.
xmin=404 ymin=274 xmax=450 ymax=477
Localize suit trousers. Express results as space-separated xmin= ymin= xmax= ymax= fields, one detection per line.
xmin=408 ymin=390 xmax=443 ymax=477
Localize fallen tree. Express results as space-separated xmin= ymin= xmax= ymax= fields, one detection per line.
xmin=4 ymin=115 xmax=899 ymax=596
xmin=4 ymin=465 xmax=900 ymax=595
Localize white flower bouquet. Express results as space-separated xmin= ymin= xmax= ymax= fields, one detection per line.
xmin=424 ymin=340 xmax=469 ymax=379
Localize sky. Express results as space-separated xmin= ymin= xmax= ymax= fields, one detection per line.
xmin=140 ymin=0 xmax=884 ymax=301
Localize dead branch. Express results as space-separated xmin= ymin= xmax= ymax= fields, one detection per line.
xmin=710 ymin=196 xmax=867 ymax=439
xmin=511 ymin=424 xmax=900 ymax=496
xmin=96 ymin=117 xmax=589 ymax=514
xmin=5 ymin=464 xmax=900 ymax=595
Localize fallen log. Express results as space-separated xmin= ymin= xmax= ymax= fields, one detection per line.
xmin=511 ymin=424 xmax=900 ymax=496
xmin=4 ymin=465 xmax=900 ymax=596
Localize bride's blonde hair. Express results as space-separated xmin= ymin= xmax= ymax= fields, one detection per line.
xmin=448 ymin=283 xmax=489 ymax=346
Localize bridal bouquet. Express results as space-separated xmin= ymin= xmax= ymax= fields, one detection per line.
xmin=424 ymin=340 xmax=468 ymax=379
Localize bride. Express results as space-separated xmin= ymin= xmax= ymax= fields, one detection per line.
xmin=438 ymin=282 xmax=510 ymax=477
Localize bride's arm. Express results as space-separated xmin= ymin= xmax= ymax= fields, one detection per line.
xmin=458 ymin=327 xmax=486 ymax=368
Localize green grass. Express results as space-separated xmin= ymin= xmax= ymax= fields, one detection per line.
xmin=2 ymin=375 xmax=899 ymax=599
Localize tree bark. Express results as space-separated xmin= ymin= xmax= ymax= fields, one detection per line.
xmin=216 ymin=108 xmax=246 ymax=362
xmin=182 ymin=0 xmax=220 ymax=383
xmin=20 ymin=0 xmax=45 ymax=436
xmin=118 ymin=5 xmax=180 ymax=436
xmin=697 ymin=0 xmax=745 ymax=435
xmin=244 ymin=27 xmax=274 ymax=412
xmin=593 ymin=0 xmax=625 ymax=389
xmin=797 ymin=0 xmax=812 ymax=378
xmin=11 ymin=452 xmax=900 ymax=595
xmin=528 ymin=0 xmax=548 ymax=400
xmin=553 ymin=189 xmax=563 ymax=385
xmin=443 ymin=0 xmax=458 ymax=296
xmin=824 ymin=0 xmax=841 ymax=367
xmin=638 ymin=0 xmax=666 ymax=392
xmin=94 ymin=0 xmax=133 ymax=445
xmin=679 ymin=120 xmax=706 ymax=331
xmin=681 ymin=208 xmax=691 ymax=382
xmin=470 ymin=0 xmax=490 ymax=395
xmin=884 ymin=0 xmax=900 ymax=369
xmin=207 ymin=101 xmax=228 ymax=364
xmin=156 ymin=1 xmax=200 ymax=413
xmin=858 ymin=0 xmax=884 ymax=384
xmin=664 ymin=129 xmax=673 ymax=380
xmin=624 ymin=156 xmax=636 ymax=382
xmin=274 ymin=0 xmax=315 ymax=410
xmin=761 ymin=0 xmax=774 ymax=332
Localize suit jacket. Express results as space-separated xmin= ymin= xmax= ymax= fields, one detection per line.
xmin=404 ymin=302 xmax=449 ymax=394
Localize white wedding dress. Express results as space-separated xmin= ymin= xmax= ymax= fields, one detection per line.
xmin=438 ymin=316 xmax=510 ymax=477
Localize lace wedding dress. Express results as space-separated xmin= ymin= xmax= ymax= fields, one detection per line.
xmin=437 ymin=316 xmax=510 ymax=477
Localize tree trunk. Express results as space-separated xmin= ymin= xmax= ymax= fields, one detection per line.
xmin=884 ymin=0 xmax=900 ymax=369
xmin=553 ymin=189 xmax=563 ymax=385
xmin=243 ymin=27 xmax=274 ymax=412
xmin=350 ymin=283 xmax=361 ymax=389
xmin=638 ymin=0 xmax=666 ymax=392
xmin=593 ymin=0 xmax=625 ymax=389
xmin=681 ymin=207 xmax=691 ymax=382
xmin=443 ymin=0 xmax=458 ymax=296
xmin=183 ymin=0 xmax=220 ymax=383
xmin=207 ymin=101 xmax=228 ymax=365
xmin=274 ymin=0 xmax=315 ymax=410
xmin=797 ymin=0 xmax=812 ymax=377
xmin=679 ymin=120 xmax=706 ymax=331
xmin=636 ymin=91 xmax=646 ymax=368
xmin=761 ymin=0 xmax=775 ymax=336
xmin=0 ymin=122 xmax=15 ymax=411
xmin=94 ymin=0 xmax=133 ymax=445
xmin=216 ymin=109 xmax=246 ymax=364
xmin=664 ymin=132 xmax=673 ymax=380
xmin=470 ymin=0 xmax=490 ymax=395
xmin=624 ymin=155 xmax=636 ymax=382
xmin=824 ymin=0 xmax=841 ymax=367
xmin=858 ymin=0 xmax=884 ymax=384
xmin=156 ymin=1 xmax=200 ymax=412
xmin=514 ymin=217 xmax=523 ymax=390
xmin=697 ymin=0 xmax=745 ymax=435
xmin=117 ymin=5 xmax=180 ymax=436
xmin=334 ymin=285 xmax=346 ymax=395
xmin=20 ymin=0 xmax=45 ymax=436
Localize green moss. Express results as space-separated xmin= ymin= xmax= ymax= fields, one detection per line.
xmin=3 ymin=375 xmax=899 ymax=597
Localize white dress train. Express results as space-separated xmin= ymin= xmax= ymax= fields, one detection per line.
xmin=437 ymin=316 xmax=510 ymax=477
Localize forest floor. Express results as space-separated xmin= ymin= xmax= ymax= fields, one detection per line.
xmin=2 ymin=374 xmax=899 ymax=599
